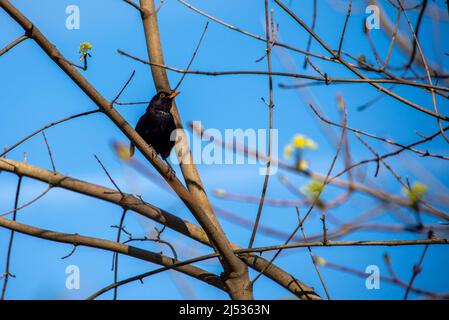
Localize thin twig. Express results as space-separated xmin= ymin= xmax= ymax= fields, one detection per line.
xmin=113 ymin=208 xmax=128 ymax=300
xmin=297 ymin=207 xmax=331 ymax=300
xmin=307 ymin=103 xmax=449 ymax=161
xmin=0 ymin=110 xmax=100 ymax=159
xmin=251 ymin=100 xmax=347 ymax=284
xmin=94 ymin=155 xmax=124 ymax=196
xmin=123 ymin=0 xmax=142 ymax=13
xmin=0 ymin=34 xmax=28 ymax=56
xmin=1 ymin=176 xmax=22 ymax=300
xmin=112 ymin=70 xmax=136 ymax=104
xmin=117 ymin=49 xmax=449 ymax=93
xmin=86 ymin=236 xmax=448 ymax=300
xmin=248 ymin=0 xmax=274 ymax=249
xmin=303 ymin=0 xmax=317 ymax=68
xmin=173 ymin=22 xmax=209 ymax=91
xmin=337 ymin=0 xmax=352 ymax=57
xmin=42 ymin=131 xmax=56 ymax=172
xmin=404 ymin=240 xmax=430 ymax=299
xmin=320 ymin=254 xmax=448 ymax=299
xmin=0 ymin=185 xmax=52 ymax=217
xmin=396 ymin=0 xmax=449 ymax=145
xmin=272 ymin=0 xmax=448 ymax=121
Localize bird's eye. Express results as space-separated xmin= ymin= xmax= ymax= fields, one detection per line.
xmin=160 ymin=93 xmax=166 ymax=98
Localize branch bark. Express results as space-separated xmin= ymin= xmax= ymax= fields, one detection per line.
xmin=137 ymin=0 xmax=252 ymax=299
xmin=0 ymin=0 xmax=254 ymax=299
xmin=0 ymin=215 xmax=226 ymax=292
xmin=0 ymin=0 xmax=320 ymax=299
xmin=0 ymin=158 xmax=320 ymax=299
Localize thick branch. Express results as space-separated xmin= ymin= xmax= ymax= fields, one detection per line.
xmin=0 ymin=0 xmax=252 ymax=299
xmin=0 ymin=215 xmax=225 ymax=292
xmin=0 ymin=158 xmax=319 ymax=299
xmin=137 ymin=0 xmax=252 ymax=299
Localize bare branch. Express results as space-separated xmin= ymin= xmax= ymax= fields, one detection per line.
xmin=0 ymin=34 xmax=28 ymax=56
xmin=0 ymin=215 xmax=226 ymax=292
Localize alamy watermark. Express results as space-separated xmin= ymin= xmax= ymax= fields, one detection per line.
xmin=365 ymin=5 xmax=380 ymax=30
xmin=65 ymin=265 xmax=80 ymax=290
xmin=365 ymin=264 xmax=381 ymax=289
xmin=168 ymin=121 xmax=279 ymax=175
xmin=65 ymin=5 xmax=80 ymax=30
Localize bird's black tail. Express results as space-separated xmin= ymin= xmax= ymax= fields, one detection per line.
xmin=129 ymin=143 xmax=135 ymax=157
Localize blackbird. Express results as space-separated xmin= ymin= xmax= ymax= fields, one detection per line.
xmin=129 ymin=91 xmax=180 ymax=162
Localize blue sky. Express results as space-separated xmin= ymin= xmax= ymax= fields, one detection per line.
xmin=1 ymin=0 xmax=449 ymax=299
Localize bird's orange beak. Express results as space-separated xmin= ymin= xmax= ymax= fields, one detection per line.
xmin=168 ymin=91 xmax=181 ymax=99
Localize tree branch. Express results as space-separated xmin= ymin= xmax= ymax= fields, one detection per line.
xmin=0 ymin=215 xmax=226 ymax=292
xmin=137 ymin=0 xmax=252 ymax=299
xmin=0 ymin=158 xmax=319 ymax=299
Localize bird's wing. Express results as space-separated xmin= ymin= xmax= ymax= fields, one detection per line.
xmin=130 ymin=114 xmax=150 ymax=157
xmin=135 ymin=114 xmax=149 ymax=136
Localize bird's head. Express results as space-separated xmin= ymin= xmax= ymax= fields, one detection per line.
xmin=147 ymin=91 xmax=180 ymax=112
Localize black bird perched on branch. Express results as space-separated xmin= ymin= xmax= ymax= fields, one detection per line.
xmin=130 ymin=91 xmax=180 ymax=167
